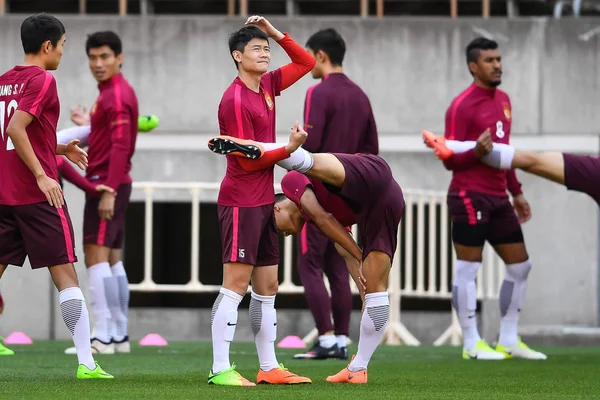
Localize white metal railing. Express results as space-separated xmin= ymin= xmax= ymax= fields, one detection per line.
xmin=129 ymin=181 xmax=504 ymax=345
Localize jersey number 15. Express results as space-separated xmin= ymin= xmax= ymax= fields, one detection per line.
xmin=0 ymin=100 xmax=17 ymax=151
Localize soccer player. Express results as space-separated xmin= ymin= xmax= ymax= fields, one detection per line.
xmin=0 ymin=14 xmax=112 ymax=378
xmin=207 ymin=126 xmax=404 ymax=384
xmin=65 ymin=31 xmax=139 ymax=355
xmin=293 ymin=28 xmax=379 ymax=360
xmin=424 ymin=130 xmax=600 ymax=206
xmin=209 ymin=16 xmax=315 ymax=386
xmin=430 ymin=37 xmax=545 ymax=360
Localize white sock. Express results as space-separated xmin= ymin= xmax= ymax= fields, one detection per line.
xmin=211 ymin=287 xmax=243 ymax=374
xmin=348 ymin=292 xmax=389 ymax=372
xmin=336 ymin=335 xmax=347 ymax=348
xmin=249 ymin=292 xmax=279 ymax=371
xmin=59 ymin=287 xmax=95 ymax=370
xmin=452 ymin=260 xmax=482 ymax=350
xmin=446 ymin=140 xmax=515 ymax=169
xmin=498 ymin=260 xmax=532 ymax=347
xmin=56 ymin=125 xmax=91 ymax=147
xmin=319 ymin=334 xmax=337 ymax=348
xmin=87 ymin=262 xmax=113 ymax=343
xmin=111 ymin=261 xmax=129 ymax=341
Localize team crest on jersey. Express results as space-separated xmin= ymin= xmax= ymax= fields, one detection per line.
xmin=264 ymin=92 xmax=274 ymax=110
xmin=503 ymin=104 xmax=511 ymax=121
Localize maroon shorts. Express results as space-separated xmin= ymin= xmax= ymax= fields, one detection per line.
xmin=332 ymin=154 xmax=405 ymax=262
xmin=447 ymin=190 xmax=523 ymax=246
xmin=83 ymin=183 xmax=132 ymax=249
xmin=0 ymin=201 xmax=77 ymax=269
xmin=218 ymin=204 xmax=280 ymax=267
xmin=563 ymin=153 xmax=600 ymax=205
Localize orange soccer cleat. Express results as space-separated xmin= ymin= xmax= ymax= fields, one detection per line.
xmin=422 ymin=130 xmax=454 ymax=160
xmin=256 ymin=364 xmax=312 ymax=385
xmin=326 ymin=355 xmax=368 ymax=384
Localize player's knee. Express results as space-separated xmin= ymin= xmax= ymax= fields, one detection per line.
xmin=505 ymin=259 xmax=532 ymax=281
xmin=454 ymin=260 xmax=481 ymax=283
xmin=84 ymin=244 xmax=110 ymax=267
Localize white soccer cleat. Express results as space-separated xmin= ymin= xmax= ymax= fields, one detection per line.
xmin=462 ymin=339 xmax=506 ymax=360
xmin=496 ymin=338 xmax=547 ymax=360
xmin=114 ymin=337 xmax=131 ymax=354
xmin=65 ymin=338 xmax=115 ymax=355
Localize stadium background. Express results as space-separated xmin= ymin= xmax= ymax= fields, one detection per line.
xmin=0 ymin=1 xmax=599 ymax=346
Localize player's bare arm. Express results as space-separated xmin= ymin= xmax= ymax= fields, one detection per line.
xmin=334 ymin=242 xmax=367 ymax=296
xmin=299 ymin=188 xmax=363 ymax=263
xmin=56 ymin=139 xmax=88 ymax=170
xmin=6 ymin=110 xmax=64 ymax=208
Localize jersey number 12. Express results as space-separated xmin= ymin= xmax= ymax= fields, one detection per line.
xmin=0 ymin=100 xmax=17 ymax=151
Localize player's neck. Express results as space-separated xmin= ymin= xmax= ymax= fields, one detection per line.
xmin=473 ymin=79 xmax=496 ymax=91
xmin=21 ymin=55 xmax=47 ymax=70
xmin=322 ymin=65 xmax=344 ymax=77
xmin=238 ymin=70 xmax=262 ymax=93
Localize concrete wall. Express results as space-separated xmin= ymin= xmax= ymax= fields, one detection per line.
xmin=1 ymin=16 xmax=600 ymax=136
xmin=0 ymin=16 xmax=599 ymax=341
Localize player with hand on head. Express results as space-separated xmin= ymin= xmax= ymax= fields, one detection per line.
xmin=208 ymin=16 xmax=315 ymax=387
xmin=0 ymin=14 xmax=112 ymax=378
xmin=208 ymin=123 xmax=405 ymax=384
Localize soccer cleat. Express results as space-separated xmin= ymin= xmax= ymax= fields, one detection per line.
xmin=326 ymin=355 xmax=367 ymax=384
xmin=207 ymin=136 xmax=265 ymax=159
xmin=294 ymin=342 xmax=344 ymax=360
xmin=422 ymin=130 xmax=454 ymax=160
xmin=256 ymin=363 xmax=312 ymax=385
xmin=138 ymin=115 xmax=160 ymax=132
xmin=65 ymin=338 xmax=115 ymax=355
xmin=113 ymin=336 xmax=131 ymax=354
xmin=77 ymin=361 xmax=114 ymax=379
xmin=208 ymin=364 xmax=256 ymax=386
xmin=462 ymin=339 xmax=506 ymax=360
xmin=0 ymin=341 xmax=14 ymax=356
xmin=496 ymin=338 xmax=547 ymax=360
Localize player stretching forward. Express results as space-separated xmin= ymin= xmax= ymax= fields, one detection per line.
xmin=0 ymin=14 xmax=112 ymax=378
xmin=209 ymin=16 xmax=315 ymax=386
xmin=63 ymin=31 xmax=139 ymax=355
xmin=425 ymin=130 xmax=600 ymax=206
xmin=207 ymin=125 xmax=405 ymax=384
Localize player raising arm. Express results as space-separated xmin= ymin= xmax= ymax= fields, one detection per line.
xmin=209 ymin=16 xmax=315 ymax=386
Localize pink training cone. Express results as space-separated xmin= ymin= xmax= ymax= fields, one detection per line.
xmin=139 ymin=333 xmax=168 ymax=346
xmin=277 ymin=335 xmax=306 ymax=349
xmin=4 ymin=332 xmax=33 ymax=345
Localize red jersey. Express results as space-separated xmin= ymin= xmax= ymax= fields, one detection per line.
xmin=216 ymin=33 xmax=316 ymax=207
xmin=0 ymin=66 xmax=60 ymax=205
xmin=443 ymin=84 xmax=521 ymax=197
xmin=86 ymin=73 xmax=139 ymax=191
xmin=281 ymin=171 xmax=356 ymax=227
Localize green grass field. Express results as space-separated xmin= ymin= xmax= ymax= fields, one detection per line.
xmin=1 ymin=341 xmax=599 ymax=399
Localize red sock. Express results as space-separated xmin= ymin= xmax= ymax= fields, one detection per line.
xmin=238 ymin=146 xmax=289 ymax=172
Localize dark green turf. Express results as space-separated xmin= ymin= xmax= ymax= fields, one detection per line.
xmin=0 ymin=341 xmax=598 ymax=399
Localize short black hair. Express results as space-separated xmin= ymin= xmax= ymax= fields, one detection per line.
xmin=465 ymin=37 xmax=498 ymax=65
xmin=228 ymin=25 xmax=269 ymax=68
xmin=86 ymin=31 xmax=122 ymax=56
xmin=20 ymin=14 xmax=65 ymax=55
xmin=305 ymin=28 xmax=346 ymax=66
xmin=275 ymin=193 xmax=288 ymax=203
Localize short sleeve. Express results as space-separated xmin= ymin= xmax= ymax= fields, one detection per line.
xmin=281 ymin=171 xmax=312 ymax=211
xmin=18 ymin=71 xmax=56 ymax=119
